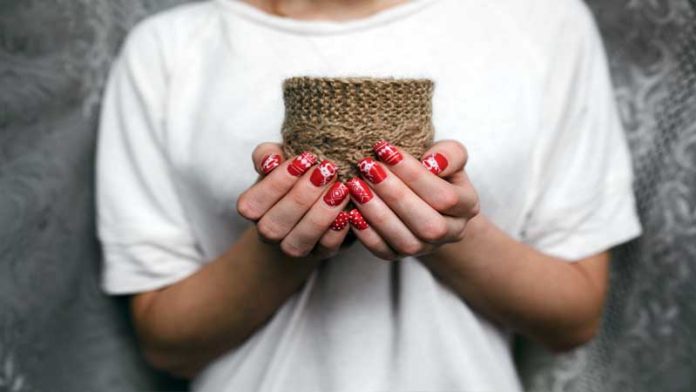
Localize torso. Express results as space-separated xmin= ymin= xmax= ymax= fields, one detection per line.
xmin=145 ymin=0 xmax=558 ymax=390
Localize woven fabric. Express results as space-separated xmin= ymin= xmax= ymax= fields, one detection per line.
xmin=281 ymin=77 xmax=435 ymax=180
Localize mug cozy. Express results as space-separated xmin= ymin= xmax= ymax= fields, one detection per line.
xmin=281 ymin=77 xmax=435 ymax=181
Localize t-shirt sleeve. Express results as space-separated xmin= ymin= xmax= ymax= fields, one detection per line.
xmin=520 ymin=5 xmax=642 ymax=261
xmin=96 ymin=19 xmax=203 ymax=295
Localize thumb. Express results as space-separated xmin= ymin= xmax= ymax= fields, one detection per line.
xmin=420 ymin=139 xmax=468 ymax=179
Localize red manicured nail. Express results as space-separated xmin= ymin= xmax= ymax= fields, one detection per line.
xmin=373 ymin=140 xmax=403 ymax=165
xmin=331 ymin=211 xmax=350 ymax=231
xmin=357 ymin=157 xmax=387 ymax=184
xmin=287 ymin=152 xmax=317 ymax=176
xmin=323 ymin=182 xmax=349 ymax=207
xmin=310 ymin=160 xmax=337 ymax=187
xmin=346 ymin=177 xmax=373 ymax=204
xmin=421 ymin=153 xmax=448 ymax=175
xmin=260 ymin=154 xmax=281 ymax=175
xmin=349 ymin=209 xmax=369 ymax=230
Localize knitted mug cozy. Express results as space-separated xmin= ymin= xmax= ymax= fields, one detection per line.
xmin=281 ymin=77 xmax=435 ymax=181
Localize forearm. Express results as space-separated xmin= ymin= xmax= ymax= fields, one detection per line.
xmin=419 ymin=214 xmax=609 ymax=351
xmin=130 ymin=226 xmax=320 ymax=377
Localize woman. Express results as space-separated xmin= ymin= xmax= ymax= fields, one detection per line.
xmin=96 ymin=0 xmax=642 ymax=390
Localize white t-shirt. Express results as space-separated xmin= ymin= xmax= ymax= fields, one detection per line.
xmin=96 ymin=0 xmax=642 ymax=390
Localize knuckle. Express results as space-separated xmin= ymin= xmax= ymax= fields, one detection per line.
xmin=305 ymin=214 xmax=328 ymax=233
xmin=455 ymin=226 xmax=468 ymax=241
xmin=281 ymin=241 xmax=309 ymax=258
xmin=418 ymin=219 xmax=448 ymax=243
xmin=316 ymin=237 xmax=341 ymax=259
xmin=257 ymin=218 xmax=284 ymax=243
xmin=318 ymin=236 xmax=339 ymax=253
xmin=398 ymin=240 xmax=423 ymax=257
xmin=462 ymin=187 xmax=480 ymax=219
xmin=268 ymin=176 xmax=292 ymax=196
xmin=433 ymin=189 xmax=460 ymax=212
xmin=468 ymin=200 xmax=481 ymax=219
xmin=287 ymin=188 xmax=314 ymax=210
xmin=236 ymin=194 xmax=260 ymax=221
xmin=362 ymin=235 xmax=388 ymax=256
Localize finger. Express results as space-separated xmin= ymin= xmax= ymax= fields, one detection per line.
xmin=280 ymin=182 xmax=350 ymax=258
xmin=257 ymin=160 xmax=338 ymax=242
xmin=347 ymin=209 xmax=399 ymax=261
xmin=419 ymin=140 xmax=468 ymax=178
xmin=346 ymin=177 xmax=426 ymax=256
xmin=373 ymin=140 xmax=473 ymax=217
xmin=419 ymin=142 xmax=478 ymax=217
xmin=252 ymin=143 xmax=285 ymax=175
xmin=357 ymin=157 xmax=467 ymax=243
xmin=312 ymin=211 xmax=351 ymax=259
xmin=237 ymin=151 xmax=318 ymax=221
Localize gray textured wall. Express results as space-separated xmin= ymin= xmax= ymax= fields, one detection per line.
xmin=0 ymin=2 xmax=192 ymax=391
xmin=1 ymin=1 xmax=694 ymax=391
xmin=517 ymin=2 xmax=696 ymax=391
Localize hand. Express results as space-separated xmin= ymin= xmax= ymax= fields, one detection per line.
xmin=236 ymin=143 xmax=351 ymax=259
xmin=345 ymin=140 xmax=479 ymax=260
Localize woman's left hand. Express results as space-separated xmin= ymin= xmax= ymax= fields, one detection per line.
xmin=346 ymin=140 xmax=480 ymax=260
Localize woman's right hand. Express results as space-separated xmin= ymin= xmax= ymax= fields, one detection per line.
xmin=236 ymin=143 xmax=351 ymax=259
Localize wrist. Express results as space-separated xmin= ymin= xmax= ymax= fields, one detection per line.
xmin=424 ymin=213 xmax=490 ymax=264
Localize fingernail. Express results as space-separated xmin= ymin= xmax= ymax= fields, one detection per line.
xmin=261 ymin=154 xmax=281 ymax=175
xmin=421 ymin=153 xmax=448 ymax=175
xmin=357 ymin=157 xmax=387 ymax=184
xmin=310 ymin=160 xmax=337 ymax=187
xmin=331 ymin=211 xmax=350 ymax=231
xmin=323 ymin=182 xmax=349 ymax=207
xmin=346 ymin=177 xmax=373 ymax=204
xmin=349 ymin=209 xmax=369 ymax=230
xmin=373 ymin=140 xmax=403 ymax=165
xmin=287 ymin=152 xmax=317 ymax=176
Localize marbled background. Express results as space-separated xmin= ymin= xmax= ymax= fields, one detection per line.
xmin=1 ymin=1 xmax=694 ymax=391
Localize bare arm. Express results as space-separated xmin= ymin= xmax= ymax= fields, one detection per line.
xmin=349 ymin=140 xmax=608 ymax=352
xmin=419 ymin=214 xmax=609 ymax=352
xmin=131 ymin=144 xmax=350 ymax=378
xmin=131 ymin=227 xmax=320 ymax=379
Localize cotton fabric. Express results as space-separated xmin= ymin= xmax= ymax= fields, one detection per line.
xmin=96 ymin=0 xmax=642 ymax=390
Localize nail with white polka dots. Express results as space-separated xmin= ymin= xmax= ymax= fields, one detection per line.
xmin=331 ymin=211 xmax=350 ymax=231
xmin=349 ymin=209 xmax=369 ymax=231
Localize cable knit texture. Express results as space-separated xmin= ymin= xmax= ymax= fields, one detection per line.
xmin=281 ymin=77 xmax=435 ymax=181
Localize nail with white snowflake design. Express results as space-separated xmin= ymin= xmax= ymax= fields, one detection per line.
xmin=310 ymin=160 xmax=337 ymax=187
xmin=323 ymin=182 xmax=349 ymax=207
xmin=260 ymin=154 xmax=282 ymax=175
xmin=357 ymin=157 xmax=387 ymax=184
xmin=287 ymin=151 xmax=317 ymax=177
xmin=373 ymin=140 xmax=403 ymax=165
xmin=346 ymin=177 xmax=374 ymax=204
xmin=421 ymin=153 xmax=448 ymax=175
